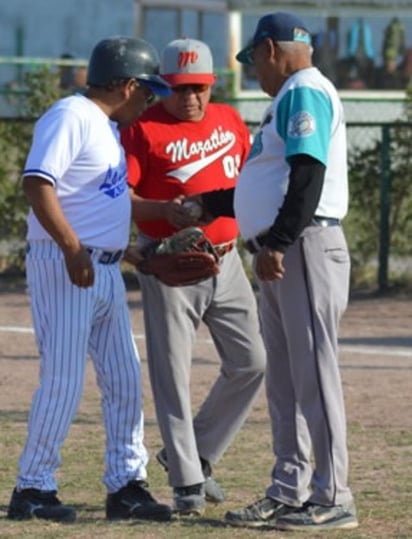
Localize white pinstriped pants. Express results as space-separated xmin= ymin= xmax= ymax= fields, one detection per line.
xmin=17 ymin=240 xmax=148 ymax=493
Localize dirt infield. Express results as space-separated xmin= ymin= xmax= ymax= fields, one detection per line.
xmin=1 ymin=280 xmax=410 ymax=422
xmin=0 ymin=278 xmax=411 ymax=538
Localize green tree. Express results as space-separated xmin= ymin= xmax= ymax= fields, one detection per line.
xmin=345 ymin=89 xmax=412 ymax=287
xmin=0 ymin=66 xmax=62 ymax=271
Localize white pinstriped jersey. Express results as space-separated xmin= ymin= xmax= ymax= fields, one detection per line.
xmin=234 ymin=67 xmax=348 ymax=241
xmin=23 ymin=94 xmax=131 ymax=251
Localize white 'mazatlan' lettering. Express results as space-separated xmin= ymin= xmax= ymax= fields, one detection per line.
xmin=165 ymin=127 xmax=235 ymax=163
xmin=164 ymin=127 xmax=237 ymax=183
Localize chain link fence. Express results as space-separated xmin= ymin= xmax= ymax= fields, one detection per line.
xmin=1 ymin=107 xmax=412 ymax=291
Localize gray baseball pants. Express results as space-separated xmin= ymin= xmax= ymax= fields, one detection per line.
xmin=258 ymin=224 xmax=354 ymax=507
xmin=137 ymin=247 xmax=266 ymax=488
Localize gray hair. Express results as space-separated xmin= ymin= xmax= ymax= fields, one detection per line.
xmin=276 ymin=40 xmax=313 ymax=57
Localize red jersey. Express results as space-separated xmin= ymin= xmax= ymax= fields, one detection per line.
xmin=121 ymin=102 xmax=251 ymax=244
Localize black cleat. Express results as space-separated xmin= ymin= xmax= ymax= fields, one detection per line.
xmin=106 ymin=480 xmax=172 ymax=521
xmin=7 ymin=487 xmax=76 ymax=523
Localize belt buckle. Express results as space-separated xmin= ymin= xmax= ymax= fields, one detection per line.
xmin=99 ymin=251 xmax=112 ymax=264
xmin=102 ymin=250 xmax=122 ymax=264
xmin=88 ymin=249 xmax=122 ymax=264
xmin=312 ymin=216 xmax=340 ymax=228
xmin=214 ymin=241 xmax=234 ymax=258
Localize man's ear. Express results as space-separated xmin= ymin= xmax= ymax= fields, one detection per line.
xmin=122 ymin=78 xmax=136 ymax=98
xmin=264 ymin=37 xmax=277 ymax=60
xmin=264 ymin=37 xmax=279 ymax=59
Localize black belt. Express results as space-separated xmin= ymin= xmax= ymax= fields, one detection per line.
xmin=245 ymin=216 xmax=340 ymax=254
xmin=311 ymin=216 xmax=340 ymax=227
xmin=86 ymin=248 xmax=123 ymax=265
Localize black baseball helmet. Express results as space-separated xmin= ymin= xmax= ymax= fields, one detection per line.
xmin=87 ymin=36 xmax=171 ymax=96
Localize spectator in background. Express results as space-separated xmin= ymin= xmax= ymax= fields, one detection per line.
xmin=375 ymin=18 xmax=408 ymax=89
xmin=72 ymin=66 xmax=87 ymax=92
xmin=382 ymin=17 xmax=406 ymax=74
xmin=58 ymin=53 xmax=76 ymax=90
xmin=346 ymin=18 xmax=375 ymax=87
xmin=312 ymin=17 xmax=339 ymax=83
xmin=399 ymin=47 xmax=412 ymax=88
xmin=59 ymin=53 xmax=87 ymax=94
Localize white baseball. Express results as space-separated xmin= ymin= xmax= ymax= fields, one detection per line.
xmin=183 ymin=200 xmax=203 ymax=219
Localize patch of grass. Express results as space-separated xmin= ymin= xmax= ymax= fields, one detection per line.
xmin=1 ymin=410 xmax=411 ymax=538
xmin=1 ymin=292 xmax=412 ymax=538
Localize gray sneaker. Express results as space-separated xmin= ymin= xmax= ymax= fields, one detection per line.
xmin=156 ymin=448 xmax=224 ymax=503
xmin=173 ymin=483 xmax=206 ymax=516
xmin=224 ymin=496 xmax=289 ymax=528
xmin=275 ymin=501 xmax=359 ymax=531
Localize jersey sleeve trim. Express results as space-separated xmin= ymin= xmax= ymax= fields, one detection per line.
xmin=22 ymin=170 xmax=56 ymax=185
xmin=277 ymin=86 xmax=332 ymax=166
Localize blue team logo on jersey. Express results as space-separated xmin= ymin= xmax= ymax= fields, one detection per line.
xmin=99 ymin=164 xmax=127 ymax=198
xmin=247 ymin=131 xmax=263 ymax=161
xmin=247 ymin=111 xmax=272 ymax=161
xmin=287 ymin=111 xmax=316 ymax=138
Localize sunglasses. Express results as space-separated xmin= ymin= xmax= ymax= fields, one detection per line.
xmin=172 ymin=84 xmax=210 ymax=94
xmin=133 ymin=80 xmax=156 ymax=105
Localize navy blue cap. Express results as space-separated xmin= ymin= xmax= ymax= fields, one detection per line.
xmin=236 ymin=12 xmax=311 ymax=64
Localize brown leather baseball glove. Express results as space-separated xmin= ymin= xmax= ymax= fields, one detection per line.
xmin=137 ymin=227 xmax=220 ymax=287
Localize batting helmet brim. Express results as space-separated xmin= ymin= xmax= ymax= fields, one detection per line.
xmin=137 ymin=74 xmax=171 ymax=96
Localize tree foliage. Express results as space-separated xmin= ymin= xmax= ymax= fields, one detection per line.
xmin=1 ymin=67 xmax=412 ymax=287
xmin=345 ymin=91 xmax=412 ymax=281
xmin=0 ymin=67 xmax=61 ymax=270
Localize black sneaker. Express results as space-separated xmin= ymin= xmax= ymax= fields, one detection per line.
xmin=106 ymin=480 xmax=172 ymax=521
xmin=224 ymin=496 xmax=290 ymax=528
xmin=7 ymin=487 xmax=76 ymax=523
xmin=173 ymin=483 xmax=206 ymax=516
xmin=275 ymin=501 xmax=359 ymax=531
xmin=156 ymin=448 xmax=224 ymax=503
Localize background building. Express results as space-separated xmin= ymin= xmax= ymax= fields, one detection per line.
xmin=1 ymin=0 xmax=412 ymax=120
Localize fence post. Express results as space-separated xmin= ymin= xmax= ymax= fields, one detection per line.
xmin=378 ymin=125 xmax=391 ymax=291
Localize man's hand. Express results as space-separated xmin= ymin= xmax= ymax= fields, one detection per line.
xmin=123 ymin=244 xmax=144 ymax=266
xmin=255 ymin=247 xmax=285 ymax=281
xmin=164 ymin=195 xmax=201 ymax=228
xmin=63 ymin=245 xmax=95 ymax=288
